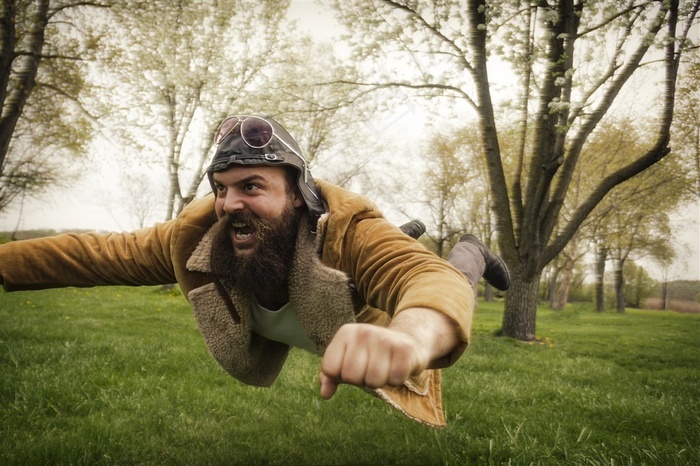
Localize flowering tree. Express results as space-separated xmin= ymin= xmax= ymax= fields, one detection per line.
xmin=0 ymin=0 xmax=109 ymax=211
xmin=330 ymin=0 xmax=699 ymax=340
xmin=90 ymin=0 xmax=293 ymax=219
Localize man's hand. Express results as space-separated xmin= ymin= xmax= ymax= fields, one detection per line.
xmin=319 ymin=307 xmax=460 ymax=399
xmin=319 ymin=323 xmax=426 ymax=399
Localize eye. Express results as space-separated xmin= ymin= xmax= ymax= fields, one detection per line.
xmin=243 ymin=183 xmax=260 ymax=192
xmin=214 ymin=183 xmax=226 ymax=194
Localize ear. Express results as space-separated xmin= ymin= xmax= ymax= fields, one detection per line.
xmin=292 ymin=188 xmax=305 ymax=208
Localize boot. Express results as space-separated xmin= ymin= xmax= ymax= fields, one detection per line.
xmin=458 ymin=234 xmax=511 ymax=291
xmin=399 ymin=220 xmax=426 ymax=239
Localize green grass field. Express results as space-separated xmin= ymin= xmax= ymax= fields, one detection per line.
xmin=1 ymin=286 xmax=698 ymax=465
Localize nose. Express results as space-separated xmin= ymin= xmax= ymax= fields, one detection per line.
xmin=221 ymin=189 xmax=245 ymax=215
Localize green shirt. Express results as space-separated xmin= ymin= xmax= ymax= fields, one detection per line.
xmin=250 ymin=300 xmax=317 ymax=353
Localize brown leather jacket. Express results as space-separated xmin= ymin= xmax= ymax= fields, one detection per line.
xmin=0 ymin=180 xmax=473 ymax=426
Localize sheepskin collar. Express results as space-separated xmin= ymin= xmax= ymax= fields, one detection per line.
xmin=185 ymin=214 xmax=356 ymax=386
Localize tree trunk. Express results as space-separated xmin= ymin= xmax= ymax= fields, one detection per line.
xmin=501 ymin=273 xmax=540 ymax=341
xmin=552 ymin=262 xmax=573 ymax=311
xmin=661 ymin=280 xmax=669 ymax=310
xmin=613 ymin=259 xmax=626 ymax=313
xmin=484 ymin=283 xmax=494 ymax=302
xmin=547 ymin=265 xmax=558 ymax=308
xmin=594 ymin=243 xmax=607 ymax=312
xmin=0 ymin=0 xmax=49 ymax=169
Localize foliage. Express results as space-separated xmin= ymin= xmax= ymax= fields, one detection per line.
xmin=412 ymin=130 xmax=487 ymax=257
xmin=667 ymin=280 xmax=700 ymax=302
xmin=85 ymin=0 xmax=298 ymax=220
xmin=673 ymin=48 xmax=700 ymax=199
xmin=583 ymin=121 xmax=680 ymax=266
xmin=643 ymin=297 xmax=700 ymax=313
xmin=327 ymin=0 xmax=700 ymax=340
xmin=1 ymin=287 xmax=698 ymax=465
xmin=623 ymin=261 xmax=658 ymax=308
xmin=2 ymin=1 xmax=698 ymax=342
xmin=574 ymin=120 xmax=683 ymax=312
xmin=0 ymin=0 xmax=109 ymax=212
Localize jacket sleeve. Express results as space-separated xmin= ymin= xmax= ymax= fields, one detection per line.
xmin=0 ymin=221 xmax=179 ymax=291
xmin=316 ymin=180 xmax=474 ymax=366
xmin=339 ymin=216 xmax=474 ymax=367
xmin=343 ymin=218 xmax=474 ymax=328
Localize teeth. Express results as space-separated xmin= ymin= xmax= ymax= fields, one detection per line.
xmin=231 ymin=221 xmax=252 ymax=241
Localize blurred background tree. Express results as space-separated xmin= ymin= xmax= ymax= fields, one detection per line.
xmin=0 ymin=0 xmax=110 ymax=212
xmin=326 ymin=0 xmax=698 ymax=339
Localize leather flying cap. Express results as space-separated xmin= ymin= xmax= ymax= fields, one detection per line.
xmin=206 ymin=115 xmax=325 ymax=233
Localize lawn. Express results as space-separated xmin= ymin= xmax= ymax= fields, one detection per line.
xmin=1 ymin=286 xmax=698 ymax=465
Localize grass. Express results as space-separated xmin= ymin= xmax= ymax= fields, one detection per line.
xmin=1 ymin=287 xmax=698 ymax=465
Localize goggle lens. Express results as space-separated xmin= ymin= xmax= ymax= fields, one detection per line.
xmin=240 ymin=118 xmax=274 ymax=148
xmin=214 ymin=117 xmax=240 ymax=144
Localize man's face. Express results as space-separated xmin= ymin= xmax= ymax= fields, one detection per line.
xmin=212 ymin=165 xmax=304 ymax=256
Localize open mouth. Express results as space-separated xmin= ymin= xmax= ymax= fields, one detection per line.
xmin=231 ymin=221 xmax=255 ymax=241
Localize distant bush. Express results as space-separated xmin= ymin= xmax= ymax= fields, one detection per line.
xmin=0 ymin=229 xmax=96 ymax=242
xmin=569 ymin=282 xmax=594 ymax=303
xmin=665 ymin=280 xmax=700 ymax=302
xmin=643 ymin=298 xmax=700 ymax=314
xmin=624 ymin=262 xmax=657 ymax=308
xmin=0 ymin=229 xmax=62 ymax=240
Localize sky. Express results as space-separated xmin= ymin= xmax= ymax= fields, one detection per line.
xmin=1 ymin=1 xmax=698 ymax=282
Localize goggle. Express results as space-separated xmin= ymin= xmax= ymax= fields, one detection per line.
xmin=214 ymin=115 xmax=309 ymax=182
xmin=214 ymin=115 xmax=302 ymax=155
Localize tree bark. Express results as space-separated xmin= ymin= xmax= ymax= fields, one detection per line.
xmin=552 ymin=262 xmax=574 ymax=311
xmin=483 ymin=283 xmax=493 ymax=302
xmin=501 ymin=273 xmax=540 ymax=341
xmin=661 ymin=280 xmax=669 ymax=311
xmin=613 ymin=259 xmax=626 ymax=313
xmin=594 ymin=242 xmax=607 ymax=312
xmin=547 ymin=265 xmax=557 ymax=308
xmin=0 ymin=0 xmax=49 ymax=169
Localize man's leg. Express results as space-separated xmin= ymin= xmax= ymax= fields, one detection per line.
xmin=397 ymin=221 xmax=510 ymax=293
xmin=447 ymin=235 xmax=511 ymax=294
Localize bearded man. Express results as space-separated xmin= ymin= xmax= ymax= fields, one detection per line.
xmin=0 ymin=115 xmax=509 ymax=426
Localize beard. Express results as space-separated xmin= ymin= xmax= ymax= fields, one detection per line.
xmin=210 ymin=201 xmax=301 ymax=301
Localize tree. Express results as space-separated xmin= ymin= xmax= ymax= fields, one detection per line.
xmin=593 ymin=240 xmax=608 ymax=312
xmin=581 ymin=121 xmax=681 ymax=313
xmin=0 ymin=0 xmax=109 ymax=212
xmin=548 ymin=231 xmax=586 ymax=310
xmin=264 ymin=41 xmax=379 ymax=189
xmin=606 ymin=202 xmax=675 ymax=313
xmin=624 ymin=261 xmax=657 ymax=309
xmin=548 ymin=147 xmax=590 ymax=311
xmin=673 ymin=48 xmax=700 ymax=199
xmin=89 ymin=0 xmax=299 ymax=220
xmin=329 ymin=0 xmax=699 ymax=340
xmin=434 ymin=128 xmax=502 ymax=300
xmin=417 ymin=131 xmax=479 ymax=257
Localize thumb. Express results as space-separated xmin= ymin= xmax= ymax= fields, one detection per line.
xmin=319 ymin=372 xmax=339 ymax=400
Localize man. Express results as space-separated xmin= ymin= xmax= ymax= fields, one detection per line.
xmin=0 ymin=115 xmax=509 ymax=427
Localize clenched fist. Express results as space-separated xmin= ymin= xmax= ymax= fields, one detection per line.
xmin=319 ymin=307 xmax=461 ymax=399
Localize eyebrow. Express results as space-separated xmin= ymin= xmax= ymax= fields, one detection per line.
xmin=213 ymin=173 xmax=270 ymax=187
